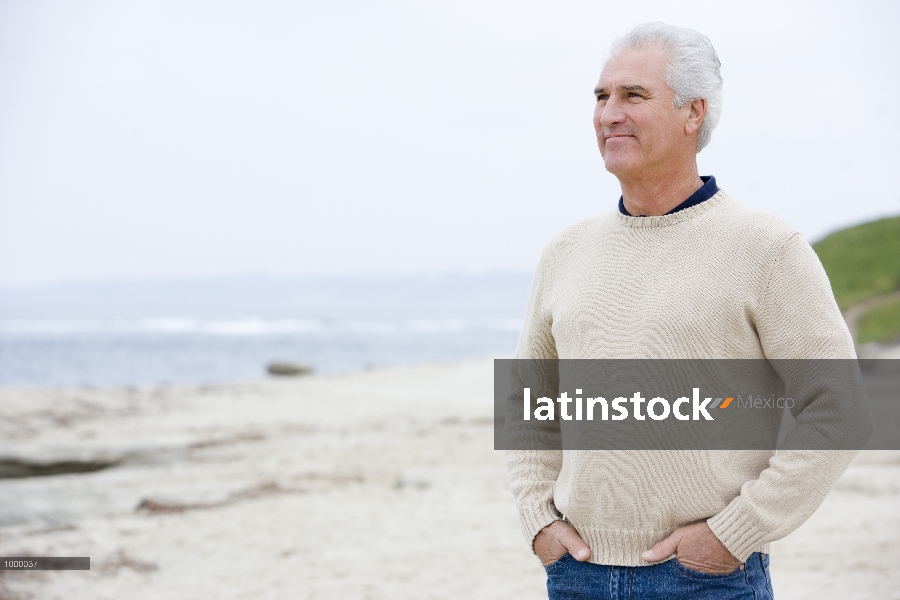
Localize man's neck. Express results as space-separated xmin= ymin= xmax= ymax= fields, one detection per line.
xmin=620 ymin=171 xmax=704 ymax=217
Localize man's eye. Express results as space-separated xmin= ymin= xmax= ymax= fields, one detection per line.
xmin=596 ymin=95 xmax=608 ymax=102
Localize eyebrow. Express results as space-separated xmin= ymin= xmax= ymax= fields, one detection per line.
xmin=594 ymin=84 xmax=651 ymax=96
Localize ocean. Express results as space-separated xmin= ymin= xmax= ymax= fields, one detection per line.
xmin=0 ymin=273 xmax=531 ymax=387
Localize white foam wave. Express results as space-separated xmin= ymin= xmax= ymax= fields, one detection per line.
xmin=0 ymin=317 xmax=522 ymax=337
xmin=0 ymin=318 xmax=324 ymax=336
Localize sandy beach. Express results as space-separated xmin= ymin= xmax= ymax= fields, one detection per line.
xmin=0 ymin=359 xmax=898 ymax=599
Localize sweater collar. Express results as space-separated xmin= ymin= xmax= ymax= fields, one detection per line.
xmin=618 ymin=175 xmax=719 ymax=217
xmin=615 ymin=189 xmax=727 ymax=228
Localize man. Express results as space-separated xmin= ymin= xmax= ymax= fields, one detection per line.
xmin=506 ymin=22 xmax=868 ymax=599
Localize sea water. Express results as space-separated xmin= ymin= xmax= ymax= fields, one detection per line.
xmin=0 ymin=273 xmax=531 ymax=387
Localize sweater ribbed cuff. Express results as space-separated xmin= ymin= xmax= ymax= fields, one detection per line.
xmin=520 ymin=501 xmax=563 ymax=548
xmin=707 ymin=497 xmax=767 ymax=562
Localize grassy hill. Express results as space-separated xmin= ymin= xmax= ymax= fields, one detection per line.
xmin=812 ymin=215 xmax=900 ymax=344
xmin=856 ymin=301 xmax=900 ymax=344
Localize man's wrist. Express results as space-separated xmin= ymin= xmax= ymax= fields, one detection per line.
xmin=532 ymin=519 xmax=562 ymax=551
xmin=706 ymin=501 xmax=764 ymax=562
xmin=519 ymin=501 xmax=564 ymax=549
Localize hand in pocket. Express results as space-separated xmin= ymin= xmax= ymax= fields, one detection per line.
xmin=533 ymin=521 xmax=592 ymax=567
xmin=642 ymin=522 xmax=741 ymax=575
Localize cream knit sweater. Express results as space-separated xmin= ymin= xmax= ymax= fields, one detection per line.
xmin=506 ymin=190 xmax=859 ymax=566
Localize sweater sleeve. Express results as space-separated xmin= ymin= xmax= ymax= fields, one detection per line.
xmin=707 ymin=233 xmax=874 ymax=560
xmin=505 ymin=247 xmax=566 ymax=547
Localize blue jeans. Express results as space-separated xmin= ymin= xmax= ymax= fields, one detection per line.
xmin=545 ymin=552 xmax=773 ymax=600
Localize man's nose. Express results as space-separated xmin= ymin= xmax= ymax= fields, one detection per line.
xmin=597 ymin=96 xmax=625 ymax=128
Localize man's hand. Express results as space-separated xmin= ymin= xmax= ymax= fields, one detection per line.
xmin=533 ymin=521 xmax=591 ymax=567
xmin=641 ymin=522 xmax=741 ymax=574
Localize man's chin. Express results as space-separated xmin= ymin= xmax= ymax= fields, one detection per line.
xmin=602 ymin=156 xmax=637 ymax=177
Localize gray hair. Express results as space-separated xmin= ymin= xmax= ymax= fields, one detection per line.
xmin=608 ymin=22 xmax=723 ymax=152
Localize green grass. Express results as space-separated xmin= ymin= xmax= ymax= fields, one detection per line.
xmin=812 ymin=215 xmax=900 ymax=309
xmin=857 ymin=299 xmax=900 ymax=344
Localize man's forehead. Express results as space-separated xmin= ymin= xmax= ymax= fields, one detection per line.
xmin=597 ymin=47 xmax=668 ymax=88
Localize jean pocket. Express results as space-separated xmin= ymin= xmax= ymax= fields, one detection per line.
xmin=544 ymin=552 xmax=573 ymax=575
xmin=670 ymin=557 xmax=742 ymax=579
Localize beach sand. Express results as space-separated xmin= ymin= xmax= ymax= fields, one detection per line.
xmin=0 ymin=360 xmax=897 ymax=599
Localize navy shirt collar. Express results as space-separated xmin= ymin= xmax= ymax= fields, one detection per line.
xmin=618 ymin=175 xmax=719 ymax=216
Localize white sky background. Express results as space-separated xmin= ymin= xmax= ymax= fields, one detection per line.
xmin=0 ymin=0 xmax=898 ymax=287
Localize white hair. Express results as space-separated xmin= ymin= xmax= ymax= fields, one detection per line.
xmin=608 ymin=22 xmax=723 ymax=152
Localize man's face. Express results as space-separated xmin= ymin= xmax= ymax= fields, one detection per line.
xmin=593 ymin=46 xmax=693 ymax=179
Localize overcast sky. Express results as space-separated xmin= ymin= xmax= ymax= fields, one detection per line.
xmin=1 ymin=0 xmax=898 ymax=287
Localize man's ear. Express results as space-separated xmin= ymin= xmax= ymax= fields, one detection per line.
xmin=684 ymin=98 xmax=707 ymax=136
